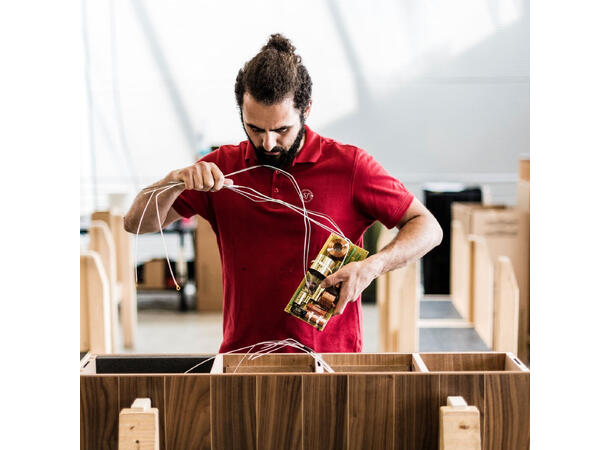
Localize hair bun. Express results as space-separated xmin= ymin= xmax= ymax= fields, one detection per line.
xmin=262 ymin=33 xmax=295 ymax=54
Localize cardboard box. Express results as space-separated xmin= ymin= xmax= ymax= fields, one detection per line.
xmin=195 ymin=217 xmax=223 ymax=311
xmin=141 ymin=259 xmax=167 ymax=289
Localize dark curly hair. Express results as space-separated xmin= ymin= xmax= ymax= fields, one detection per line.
xmin=235 ymin=34 xmax=312 ymax=115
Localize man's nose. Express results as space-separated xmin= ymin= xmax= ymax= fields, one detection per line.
xmin=262 ymin=132 xmax=276 ymax=151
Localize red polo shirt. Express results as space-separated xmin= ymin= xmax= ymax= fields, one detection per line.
xmin=172 ymin=126 xmax=413 ymax=353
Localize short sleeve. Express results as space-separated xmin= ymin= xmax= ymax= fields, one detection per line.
xmin=170 ymin=153 xmax=217 ymax=222
xmin=352 ymin=148 xmax=414 ymax=229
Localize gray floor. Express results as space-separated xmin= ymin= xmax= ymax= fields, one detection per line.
xmin=118 ymin=291 xmax=489 ymax=354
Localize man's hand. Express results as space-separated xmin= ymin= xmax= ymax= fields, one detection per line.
xmin=170 ymin=161 xmax=233 ymax=192
xmin=320 ymin=259 xmax=382 ymax=315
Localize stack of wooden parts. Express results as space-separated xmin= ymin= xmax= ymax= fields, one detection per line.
xmin=90 ymin=210 xmax=138 ymax=349
xmin=376 ymin=226 xmax=420 ymax=352
xmin=81 ymin=351 xmax=529 ymax=450
xmin=450 ymin=203 xmax=528 ymax=363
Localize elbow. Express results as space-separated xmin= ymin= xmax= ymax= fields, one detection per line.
xmin=430 ymin=216 xmax=444 ymax=249
xmin=123 ymin=215 xmax=136 ymax=234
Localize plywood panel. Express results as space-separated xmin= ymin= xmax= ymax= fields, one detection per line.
xmin=119 ymin=376 xmax=165 ymax=450
xmin=165 ymin=376 xmax=211 ymax=450
xmin=450 ymin=220 xmax=472 ymax=322
xmin=493 ymin=257 xmax=519 ymax=354
xmin=439 ymin=374 xmax=485 ymax=445
xmin=395 ymin=373 xmax=440 ymax=450
xmin=80 ymin=376 xmax=119 ymax=450
xmin=211 ymin=375 xmax=256 ymax=450
xmin=303 ymin=374 xmax=348 ymax=450
xmin=257 ymin=375 xmax=302 ymax=450
xmin=420 ymin=353 xmax=506 ymax=372
xmin=471 ymin=236 xmax=494 ymax=348
xmin=484 ymin=373 xmax=530 ymax=450
xmin=196 ymin=217 xmax=223 ymax=311
xmin=348 ymin=374 xmax=394 ymax=450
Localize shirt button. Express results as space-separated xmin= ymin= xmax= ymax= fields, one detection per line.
xmin=273 ymin=187 xmax=279 ymax=193
xmin=274 ymin=170 xmax=279 ymax=175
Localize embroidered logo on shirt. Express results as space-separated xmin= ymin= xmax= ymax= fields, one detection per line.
xmin=301 ymin=189 xmax=314 ymax=203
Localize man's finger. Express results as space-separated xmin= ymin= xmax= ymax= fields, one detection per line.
xmin=321 ymin=271 xmax=345 ymax=288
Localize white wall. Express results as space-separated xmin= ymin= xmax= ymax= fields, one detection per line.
xmin=81 ymin=0 xmax=529 ymax=212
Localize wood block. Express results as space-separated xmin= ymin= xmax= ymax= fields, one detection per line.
xmin=518 ymin=158 xmax=530 ymax=182
xmin=451 ymin=220 xmax=473 ymax=322
xmin=471 ymin=236 xmax=494 ymax=348
xmin=395 ymin=373 xmax=440 ymax=450
xmin=80 ymin=252 xmax=112 ymax=354
xmin=484 ymin=373 xmax=530 ymax=450
xmin=493 ymin=257 xmax=519 ymax=354
xmin=257 ymin=375 xmax=303 ymax=450
xmin=119 ymin=376 xmax=165 ymax=450
xmin=211 ymin=375 xmax=256 ymax=450
xmin=165 ymin=376 xmax=211 ymax=450
xmin=118 ymin=398 xmax=159 ymax=450
xmin=80 ymin=376 xmax=119 ymax=450
xmin=303 ymin=374 xmax=348 ymax=450
xmin=348 ymin=374 xmax=394 ymax=450
xmin=195 ymin=217 xmax=223 ymax=311
xmin=439 ymin=400 xmax=481 ymax=450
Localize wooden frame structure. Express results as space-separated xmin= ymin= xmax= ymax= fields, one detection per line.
xmin=81 ymin=352 xmax=529 ymax=449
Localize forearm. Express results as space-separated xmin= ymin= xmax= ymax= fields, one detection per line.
xmin=124 ymin=173 xmax=184 ymax=234
xmin=365 ymin=214 xmax=443 ymax=278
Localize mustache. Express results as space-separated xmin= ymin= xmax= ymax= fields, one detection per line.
xmin=256 ymin=145 xmax=287 ymax=154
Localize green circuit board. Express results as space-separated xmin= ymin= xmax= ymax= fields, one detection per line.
xmin=284 ymin=233 xmax=369 ymax=331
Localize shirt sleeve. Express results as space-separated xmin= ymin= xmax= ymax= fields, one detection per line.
xmin=352 ymin=148 xmax=414 ymax=229
xmin=170 ymin=153 xmax=217 ymax=222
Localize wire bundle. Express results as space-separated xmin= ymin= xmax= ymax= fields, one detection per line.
xmin=184 ymin=338 xmax=335 ymax=374
xmin=135 ymin=164 xmax=352 ymax=289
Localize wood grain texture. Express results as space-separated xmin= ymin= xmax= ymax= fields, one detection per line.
xmin=165 ymin=376 xmax=211 ymax=450
xmin=195 ymin=217 xmax=223 ymax=312
xmin=348 ymin=374 xmax=394 ymax=450
xmin=395 ymin=373 xmax=440 ymax=450
xmin=440 ymin=374 xmax=485 ymax=445
xmin=80 ymin=376 xmax=119 ymax=450
xmin=119 ymin=376 xmax=165 ymax=450
xmin=450 ymin=219 xmax=473 ymax=322
xmin=257 ymin=375 xmax=303 ymax=450
xmin=493 ymin=257 xmax=519 ymax=354
xmin=211 ymin=375 xmax=256 ymax=450
xmin=303 ymin=374 xmax=348 ymax=450
xmin=471 ymin=236 xmax=494 ymax=348
xmin=484 ymin=373 xmax=530 ymax=450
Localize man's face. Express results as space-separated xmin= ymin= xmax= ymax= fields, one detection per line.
xmin=241 ymin=92 xmax=310 ymax=169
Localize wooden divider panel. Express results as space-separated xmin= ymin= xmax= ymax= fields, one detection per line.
xmin=395 ymin=373 xmax=440 ymax=450
xmin=493 ymin=257 xmax=519 ymax=353
xmin=211 ymin=375 xmax=256 ymax=450
xmin=256 ymin=375 xmax=303 ymax=450
xmin=484 ymin=373 xmax=529 ymax=450
xmin=165 ymin=376 xmax=211 ymax=450
xmin=471 ymin=236 xmax=494 ymax=348
xmin=80 ymin=252 xmax=112 ymax=354
xmin=348 ymin=374 xmax=394 ymax=450
xmin=303 ymin=374 xmax=348 ymax=450
xmin=80 ymin=376 xmax=119 ymax=450
xmin=451 ymin=220 xmax=473 ymax=322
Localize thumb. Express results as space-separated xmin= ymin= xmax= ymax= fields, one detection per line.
xmin=223 ymin=178 xmax=234 ymax=187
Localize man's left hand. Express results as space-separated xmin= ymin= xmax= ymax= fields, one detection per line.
xmin=320 ymin=260 xmax=381 ymax=315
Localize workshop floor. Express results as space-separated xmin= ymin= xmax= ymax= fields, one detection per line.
xmin=118 ymin=292 xmax=488 ymax=354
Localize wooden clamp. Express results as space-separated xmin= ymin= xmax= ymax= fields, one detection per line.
xmin=118 ymin=398 xmax=159 ymax=450
xmin=439 ymin=396 xmax=481 ymax=450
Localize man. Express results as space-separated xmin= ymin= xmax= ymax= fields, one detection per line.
xmin=124 ymin=34 xmax=442 ymax=353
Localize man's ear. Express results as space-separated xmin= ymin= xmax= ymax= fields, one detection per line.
xmin=304 ymin=100 xmax=312 ymax=120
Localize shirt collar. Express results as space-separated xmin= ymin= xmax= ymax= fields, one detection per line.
xmin=244 ymin=125 xmax=322 ymax=166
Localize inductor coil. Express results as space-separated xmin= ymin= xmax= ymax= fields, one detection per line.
xmin=327 ymin=238 xmax=349 ymax=259
xmin=318 ymin=291 xmax=336 ymax=309
xmin=306 ymin=302 xmax=327 ymax=317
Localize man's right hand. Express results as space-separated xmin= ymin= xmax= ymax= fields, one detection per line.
xmin=169 ymin=161 xmax=233 ymax=192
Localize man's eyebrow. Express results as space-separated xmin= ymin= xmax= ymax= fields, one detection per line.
xmin=246 ymin=123 xmax=292 ymax=132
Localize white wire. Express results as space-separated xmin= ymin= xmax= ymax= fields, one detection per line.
xmin=183 ymin=338 xmax=334 ymax=374
xmin=133 ymin=164 xmax=352 ymax=289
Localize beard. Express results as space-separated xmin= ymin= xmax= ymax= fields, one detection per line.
xmin=247 ymin=121 xmax=306 ymax=170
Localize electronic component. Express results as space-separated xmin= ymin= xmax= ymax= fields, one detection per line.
xmin=284 ymin=233 xmax=369 ymax=331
